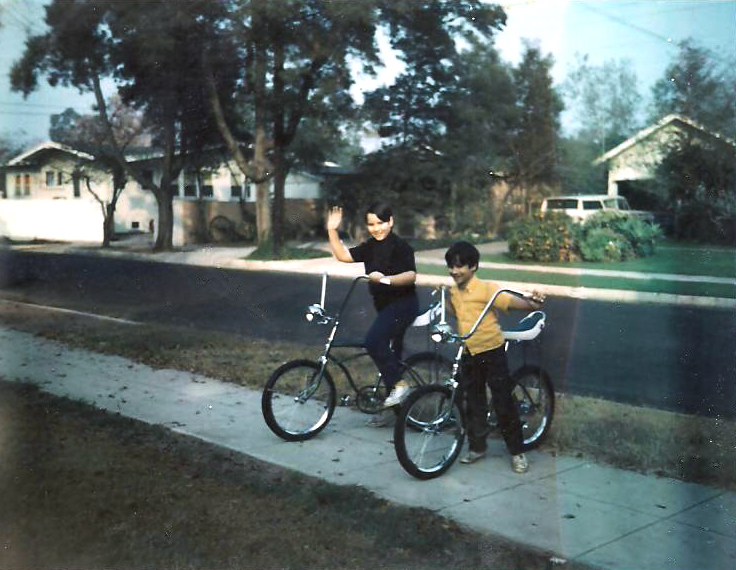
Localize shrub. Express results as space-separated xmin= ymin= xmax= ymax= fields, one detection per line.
xmin=507 ymin=213 xmax=580 ymax=262
xmin=580 ymin=228 xmax=635 ymax=262
xmin=582 ymin=211 xmax=662 ymax=257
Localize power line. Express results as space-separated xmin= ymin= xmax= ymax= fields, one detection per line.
xmin=0 ymin=101 xmax=81 ymax=109
xmin=578 ymin=2 xmax=680 ymax=46
xmin=0 ymin=109 xmax=57 ymax=117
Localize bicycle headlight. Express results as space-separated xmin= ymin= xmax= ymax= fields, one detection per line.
xmin=431 ymin=322 xmax=454 ymax=343
xmin=305 ymin=304 xmax=326 ymax=323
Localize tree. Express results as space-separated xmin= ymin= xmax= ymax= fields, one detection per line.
xmin=11 ymin=0 xmax=226 ymax=251
xmin=351 ymin=4 xmax=507 ymax=235
xmin=564 ymin=54 xmax=643 ymax=153
xmin=650 ymin=39 xmax=736 ymax=139
xmin=49 ymin=99 xmax=151 ymax=247
xmin=203 ymin=0 xmax=505 ymax=249
xmin=556 ymin=135 xmax=608 ymax=196
xmin=493 ymin=41 xmax=563 ymax=235
xmin=654 ymin=133 xmax=736 ymax=244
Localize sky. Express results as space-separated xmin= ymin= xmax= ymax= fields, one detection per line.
xmin=0 ymin=0 xmax=734 ymax=147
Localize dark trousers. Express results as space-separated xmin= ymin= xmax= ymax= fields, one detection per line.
xmin=364 ymin=295 xmax=419 ymax=392
xmin=461 ymin=345 xmax=524 ymax=456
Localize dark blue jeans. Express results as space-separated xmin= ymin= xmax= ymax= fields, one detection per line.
xmin=461 ymin=345 xmax=524 ymax=456
xmin=364 ymin=295 xmax=420 ymax=392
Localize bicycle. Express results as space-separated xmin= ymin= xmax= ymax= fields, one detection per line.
xmin=261 ymin=273 xmax=450 ymax=441
xmin=393 ymin=286 xmax=555 ymax=480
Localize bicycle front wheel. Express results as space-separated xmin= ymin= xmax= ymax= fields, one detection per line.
xmin=511 ymin=365 xmax=555 ymax=450
xmin=394 ymin=385 xmax=465 ymax=480
xmin=262 ymin=359 xmax=336 ymax=441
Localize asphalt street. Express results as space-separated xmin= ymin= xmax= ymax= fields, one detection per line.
xmin=1 ymin=247 xmax=735 ymax=418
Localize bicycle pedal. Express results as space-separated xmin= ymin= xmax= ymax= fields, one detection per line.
xmin=340 ymin=394 xmax=352 ymax=406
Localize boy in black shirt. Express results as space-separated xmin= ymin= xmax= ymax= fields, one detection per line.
xmin=327 ymin=202 xmax=419 ymax=424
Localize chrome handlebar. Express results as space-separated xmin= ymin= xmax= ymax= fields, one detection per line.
xmin=430 ymin=286 xmax=540 ymax=344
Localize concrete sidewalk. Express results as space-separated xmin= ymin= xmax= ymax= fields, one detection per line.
xmin=1 ymin=325 xmax=734 ymax=570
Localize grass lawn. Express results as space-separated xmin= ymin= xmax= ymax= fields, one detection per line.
xmin=417 ymin=240 xmax=736 ymax=298
xmin=481 ymin=241 xmax=736 ymax=278
xmin=418 ymin=263 xmax=736 ymax=298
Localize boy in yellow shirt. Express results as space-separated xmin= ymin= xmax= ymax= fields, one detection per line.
xmin=445 ymin=241 xmax=543 ymax=473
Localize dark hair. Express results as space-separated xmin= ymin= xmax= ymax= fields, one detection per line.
xmin=445 ymin=241 xmax=479 ymax=268
xmin=365 ymin=201 xmax=393 ymax=223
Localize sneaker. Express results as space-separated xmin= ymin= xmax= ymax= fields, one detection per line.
xmin=366 ymin=409 xmax=396 ymax=428
xmin=511 ymin=454 xmax=529 ymax=474
xmin=459 ymin=450 xmax=486 ymax=464
xmin=383 ymin=381 xmax=411 ymax=407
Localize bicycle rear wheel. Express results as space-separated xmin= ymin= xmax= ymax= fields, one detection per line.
xmin=404 ymin=351 xmax=453 ymax=385
xmin=511 ymin=365 xmax=555 ymax=450
xmin=262 ymin=359 xmax=336 ymax=441
xmin=394 ymin=385 xmax=465 ymax=480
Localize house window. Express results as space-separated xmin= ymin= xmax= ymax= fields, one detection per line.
xmin=184 ymin=169 xmax=197 ymax=197
xmin=46 ymin=171 xmax=55 ymax=186
xmin=245 ymin=184 xmax=251 ymax=199
xmin=230 ymin=185 xmax=242 ymax=199
xmin=132 ymin=221 xmax=140 ymax=229
xmin=57 ymin=172 xmax=63 ymax=185
xmin=200 ymin=172 xmax=213 ymax=198
xmin=23 ymin=174 xmax=31 ymax=196
xmin=15 ymin=175 xmax=21 ymax=197
xmin=73 ymin=174 xmax=81 ymax=198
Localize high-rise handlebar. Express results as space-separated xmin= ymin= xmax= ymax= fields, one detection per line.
xmin=431 ymin=286 xmax=538 ymax=344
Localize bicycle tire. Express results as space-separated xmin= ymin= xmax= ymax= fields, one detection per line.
xmin=262 ymin=359 xmax=336 ymax=441
xmin=403 ymin=351 xmax=453 ymax=386
xmin=511 ymin=365 xmax=555 ymax=451
xmin=394 ymin=385 xmax=465 ymax=480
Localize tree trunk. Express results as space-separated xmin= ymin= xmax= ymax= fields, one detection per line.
xmin=154 ymin=189 xmax=174 ymax=251
xmin=488 ymin=181 xmax=513 ymax=237
xmin=254 ymin=123 xmax=272 ymax=245
xmin=272 ymin=147 xmax=286 ymax=249
xmin=102 ymin=203 xmax=115 ymax=248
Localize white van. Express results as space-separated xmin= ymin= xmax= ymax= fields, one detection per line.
xmin=540 ymin=194 xmax=654 ymax=223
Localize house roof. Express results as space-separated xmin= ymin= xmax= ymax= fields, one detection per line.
xmin=7 ymin=141 xmax=95 ymax=166
xmin=593 ymin=114 xmax=736 ymax=166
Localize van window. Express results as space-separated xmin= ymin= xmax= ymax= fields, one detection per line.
xmin=547 ymin=199 xmax=578 ymax=210
xmin=583 ymin=200 xmax=602 ymax=210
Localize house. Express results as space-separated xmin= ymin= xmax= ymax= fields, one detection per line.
xmin=1 ymin=141 xmax=325 ymax=246
xmin=593 ymin=114 xmax=736 ymax=210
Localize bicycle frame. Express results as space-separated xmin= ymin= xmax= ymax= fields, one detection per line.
xmin=304 ymin=273 xmax=443 ymax=402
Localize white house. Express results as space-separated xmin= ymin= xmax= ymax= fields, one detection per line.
xmin=1 ymin=141 xmax=325 ymax=246
xmin=593 ymin=114 xmax=736 ymax=201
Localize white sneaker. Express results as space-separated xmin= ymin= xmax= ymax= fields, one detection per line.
xmin=511 ymin=454 xmax=529 ymax=474
xmin=383 ymin=381 xmax=411 ymax=407
xmin=460 ymin=450 xmax=486 ymax=464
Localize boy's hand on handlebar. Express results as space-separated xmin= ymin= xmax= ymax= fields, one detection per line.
xmin=529 ymin=290 xmax=545 ymax=307
xmin=368 ymin=271 xmax=385 ymax=283
xmin=326 ymin=206 xmax=343 ymax=230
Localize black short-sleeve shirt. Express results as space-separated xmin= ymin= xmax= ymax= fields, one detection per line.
xmin=349 ymin=232 xmax=417 ymax=311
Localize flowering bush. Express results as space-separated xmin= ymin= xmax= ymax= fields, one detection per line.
xmin=507 ymin=210 xmax=661 ymax=263
xmin=507 ymin=213 xmax=580 ymax=262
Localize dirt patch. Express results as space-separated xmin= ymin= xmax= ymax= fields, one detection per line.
xmin=0 ymin=380 xmax=585 ymax=570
